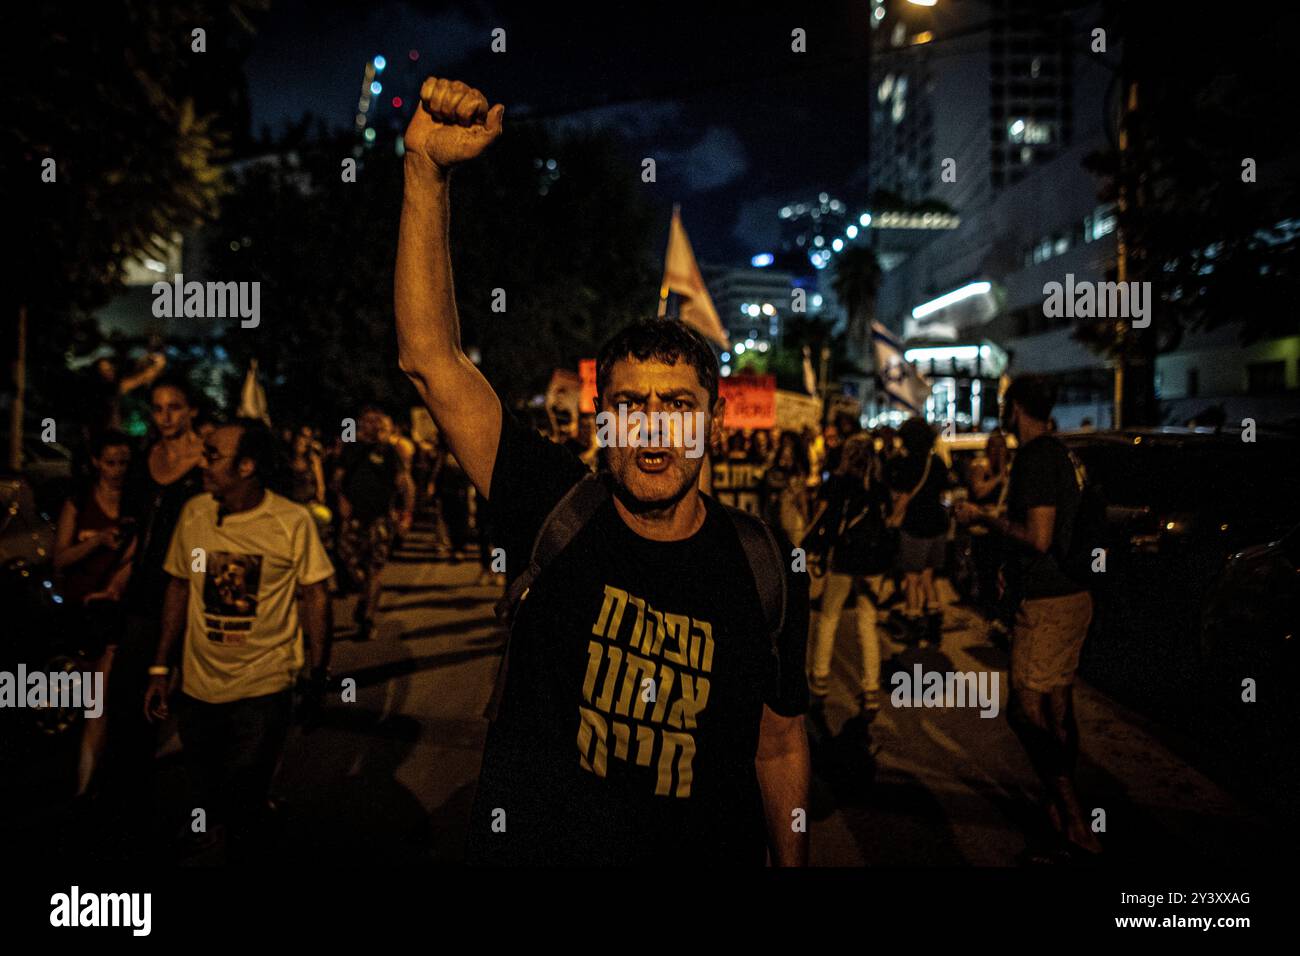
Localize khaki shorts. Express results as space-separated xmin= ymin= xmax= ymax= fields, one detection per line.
xmin=1010 ymin=591 xmax=1094 ymax=693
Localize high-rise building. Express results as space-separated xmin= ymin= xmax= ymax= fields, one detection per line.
xmin=867 ymin=0 xmax=1082 ymax=215
xmin=988 ymin=0 xmax=1076 ymax=191
xmin=702 ymin=265 xmax=802 ymax=358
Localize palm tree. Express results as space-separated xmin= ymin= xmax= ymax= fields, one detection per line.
xmin=830 ymin=244 xmax=883 ymax=369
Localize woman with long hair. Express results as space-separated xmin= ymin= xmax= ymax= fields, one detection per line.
xmin=805 ymin=433 xmax=894 ymax=714
xmin=54 ymin=430 xmax=135 ymax=797
xmin=887 ymin=418 xmax=954 ymax=644
xmin=112 ymin=377 xmax=206 ymax=793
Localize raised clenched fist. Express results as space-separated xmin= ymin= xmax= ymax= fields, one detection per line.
xmin=404 ymin=77 xmax=504 ymax=171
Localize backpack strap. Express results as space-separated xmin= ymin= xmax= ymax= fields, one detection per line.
xmin=721 ymin=505 xmax=788 ymax=673
xmin=486 ymin=472 xmax=610 ymax=720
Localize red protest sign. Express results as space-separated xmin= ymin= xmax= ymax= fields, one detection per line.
xmin=719 ymin=374 xmax=776 ymax=429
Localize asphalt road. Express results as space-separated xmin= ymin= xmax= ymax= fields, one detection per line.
xmin=274 ymin=526 xmax=1282 ymax=866
xmin=11 ymin=522 xmax=1287 ymax=866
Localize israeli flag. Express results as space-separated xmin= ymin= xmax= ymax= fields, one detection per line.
xmin=871 ymin=321 xmax=931 ymax=415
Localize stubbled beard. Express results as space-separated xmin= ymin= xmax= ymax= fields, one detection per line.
xmin=609 ymin=457 xmax=697 ymax=515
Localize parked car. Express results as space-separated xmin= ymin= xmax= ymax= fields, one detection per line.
xmin=0 ymin=474 xmax=88 ymax=765
xmin=1057 ymin=428 xmax=1300 ymax=736
xmin=1201 ymin=523 xmax=1299 ymax=721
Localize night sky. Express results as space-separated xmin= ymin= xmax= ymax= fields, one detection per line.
xmin=244 ymin=0 xmax=873 ymax=264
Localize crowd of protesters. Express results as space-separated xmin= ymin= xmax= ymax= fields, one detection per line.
xmin=539 ymin=404 xmax=1031 ymax=720
xmin=49 ymin=345 xmax=1101 ymax=865
xmin=49 ymin=364 xmax=499 ymax=861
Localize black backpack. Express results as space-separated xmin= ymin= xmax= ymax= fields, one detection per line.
xmin=1058 ymin=448 xmax=1109 ymax=590
xmin=487 ymin=472 xmax=788 ymax=720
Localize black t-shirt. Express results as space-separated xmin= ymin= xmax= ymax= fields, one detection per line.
xmin=338 ymin=442 xmax=399 ymax=521
xmin=1006 ymin=435 xmax=1085 ymax=599
xmin=124 ymin=459 xmax=204 ymax=612
xmin=889 ymin=451 xmax=951 ymax=538
xmin=468 ymin=412 xmax=809 ymax=865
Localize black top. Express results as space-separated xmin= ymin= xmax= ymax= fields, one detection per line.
xmin=124 ymin=459 xmax=204 ymax=612
xmin=889 ymin=451 xmax=951 ymax=538
xmin=1005 ymin=435 xmax=1085 ymax=599
xmin=337 ymin=442 xmax=399 ymax=521
xmin=468 ymin=411 xmax=809 ymax=865
xmin=818 ymin=473 xmax=890 ymax=576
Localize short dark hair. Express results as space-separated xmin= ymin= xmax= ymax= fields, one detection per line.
xmin=231 ymin=418 xmax=289 ymax=494
xmin=596 ymin=319 xmax=719 ymax=406
xmin=1004 ymin=374 xmax=1058 ymax=422
xmin=90 ymin=429 xmax=132 ymax=458
xmin=898 ymin=416 xmax=936 ymax=456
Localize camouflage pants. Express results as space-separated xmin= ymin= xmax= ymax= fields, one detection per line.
xmin=337 ymin=515 xmax=394 ymax=588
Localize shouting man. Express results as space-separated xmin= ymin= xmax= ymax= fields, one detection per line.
xmin=395 ymin=77 xmax=810 ymax=865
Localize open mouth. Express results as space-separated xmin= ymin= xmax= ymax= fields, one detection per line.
xmin=635 ymin=449 xmax=672 ymax=473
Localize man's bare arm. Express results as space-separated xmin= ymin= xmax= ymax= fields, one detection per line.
xmin=298 ymin=580 xmax=331 ymax=674
xmin=396 ymin=77 xmax=505 ymax=498
xmin=755 ymin=704 xmax=811 ymax=866
xmin=144 ymin=575 xmax=189 ymax=721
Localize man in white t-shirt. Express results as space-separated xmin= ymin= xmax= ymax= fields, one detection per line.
xmin=144 ymin=418 xmax=334 ymax=859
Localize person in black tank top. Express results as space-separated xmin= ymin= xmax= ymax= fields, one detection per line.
xmin=53 ymin=431 xmax=134 ymax=799
xmin=107 ymin=378 xmax=206 ymax=833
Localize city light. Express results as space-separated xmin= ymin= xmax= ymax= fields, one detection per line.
xmin=874 ymin=211 xmax=960 ymax=230
xmin=751 ymin=253 xmax=774 ymax=267
xmin=373 ymin=55 xmax=387 ymax=71
xmin=761 ymin=303 xmax=775 ymax=315
xmin=370 ymin=81 xmax=382 ymax=95
xmin=846 ymin=225 xmax=859 ymax=239
xmin=832 ymin=238 xmax=844 ymax=252
xmin=364 ymin=128 xmax=376 ymax=142
xmin=860 ymin=212 xmax=873 ymax=227
xmin=903 ymin=345 xmax=980 ymax=363
xmin=911 ymin=281 xmax=993 ymax=320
